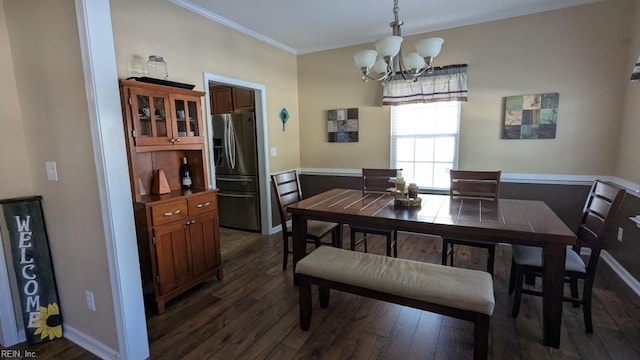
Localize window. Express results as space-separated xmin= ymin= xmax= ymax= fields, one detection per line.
xmin=390 ymin=102 xmax=461 ymax=190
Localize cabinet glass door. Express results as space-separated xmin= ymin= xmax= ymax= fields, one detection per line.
xmin=171 ymin=95 xmax=203 ymax=145
xmin=131 ymin=89 xmax=171 ymax=146
xmin=152 ymin=96 xmax=168 ymax=138
xmin=187 ymin=100 xmax=200 ymax=137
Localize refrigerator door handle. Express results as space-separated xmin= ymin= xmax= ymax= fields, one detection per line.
xmin=223 ymin=117 xmax=231 ymax=167
xmin=218 ymin=193 xmax=255 ymax=199
xmin=228 ymin=118 xmax=237 ymax=169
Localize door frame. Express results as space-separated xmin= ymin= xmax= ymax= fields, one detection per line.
xmin=0 ymin=230 xmax=23 ymax=347
xmin=74 ymin=0 xmax=149 ymax=358
xmin=202 ymin=73 xmax=272 ymax=234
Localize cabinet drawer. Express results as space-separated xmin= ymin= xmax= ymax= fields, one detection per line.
xmin=151 ymin=200 xmax=188 ymax=226
xmin=188 ymin=192 xmax=217 ymax=217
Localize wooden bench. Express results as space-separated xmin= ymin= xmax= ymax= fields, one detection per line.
xmin=295 ymin=246 xmax=495 ymax=360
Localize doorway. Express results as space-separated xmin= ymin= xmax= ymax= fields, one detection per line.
xmin=202 ymin=73 xmax=271 ymax=235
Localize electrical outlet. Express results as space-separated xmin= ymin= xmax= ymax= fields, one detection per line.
xmin=85 ymin=290 xmax=96 ymax=311
xmin=270 ymin=147 xmax=277 ymax=157
xmin=617 ymin=227 xmax=623 ymax=241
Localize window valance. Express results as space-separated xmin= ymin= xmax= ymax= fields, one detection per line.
xmin=382 ymin=64 xmax=468 ymax=106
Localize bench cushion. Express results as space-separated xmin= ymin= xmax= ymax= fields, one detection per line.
xmin=296 ymin=246 xmax=495 ymax=316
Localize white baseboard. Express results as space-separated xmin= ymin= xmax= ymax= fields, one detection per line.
xmin=601 ymin=250 xmax=640 ymax=297
xmin=64 ymin=324 xmax=119 ymax=360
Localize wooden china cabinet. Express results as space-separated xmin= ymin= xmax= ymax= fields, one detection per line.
xmin=119 ymin=79 xmax=223 ymax=314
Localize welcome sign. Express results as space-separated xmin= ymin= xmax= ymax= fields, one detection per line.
xmin=0 ymin=196 xmax=63 ymax=344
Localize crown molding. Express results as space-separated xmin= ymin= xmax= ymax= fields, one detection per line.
xmin=169 ymin=0 xmax=298 ymax=55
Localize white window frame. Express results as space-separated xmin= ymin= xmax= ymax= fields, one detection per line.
xmin=390 ymin=102 xmax=461 ymax=191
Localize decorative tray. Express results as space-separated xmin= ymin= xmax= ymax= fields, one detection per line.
xmin=126 ymin=76 xmax=195 ymax=90
xmin=387 ymin=187 xmax=404 ymax=198
xmin=394 ymin=196 xmax=422 ymax=207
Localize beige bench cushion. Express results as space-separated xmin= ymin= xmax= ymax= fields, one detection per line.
xmin=296 ymin=246 xmax=495 ymax=316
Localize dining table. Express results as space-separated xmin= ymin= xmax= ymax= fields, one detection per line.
xmin=287 ymin=188 xmax=576 ymax=349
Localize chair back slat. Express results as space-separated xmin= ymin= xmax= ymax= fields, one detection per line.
xmin=362 ymin=168 xmax=401 ymax=193
xmin=575 ymin=180 xmax=625 ymax=275
xmin=274 ymin=170 xmax=297 ymax=184
xmin=277 ymin=181 xmax=300 ymax=199
xmin=587 ymin=196 xmax=612 ymax=220
xmin=450 ymin=170 xmax=501 ymax=200
xmin=593 ymin=181 xmax=621 ymax=201
xmin=581 ymin=212 xmax=604 ymax=237
xmin=279 ymin=192 xmax=301 ymax=208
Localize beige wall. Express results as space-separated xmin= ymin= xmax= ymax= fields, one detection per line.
xmin=3 ymin=0 xmax=117 ymax=349
xmin=298 ymin=0 xmax=634 ymax=175
xmin=0 ymin=1 xmax=32 ymax=198
xmin=298 ymin=48 xmax=392 ymax=168
xmin=615 ymin=0 xmax=640 ymax=183
xmin=110 ymin=0 xmax=302 ymax=173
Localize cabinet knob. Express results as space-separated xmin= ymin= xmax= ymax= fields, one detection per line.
xmin=175 ymin=138 xmax=181 ymax=143
xmin=169 ymin=138 xmax=175 ymax=143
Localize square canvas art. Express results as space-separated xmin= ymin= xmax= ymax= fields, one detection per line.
xmin=327 ymin=108 xmax=359 ymax=142
xmin=502 ymin=93 xmax=559 ymax=139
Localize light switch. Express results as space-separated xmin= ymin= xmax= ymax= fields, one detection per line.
xmin=45 ymin=161 xmax=58 ymax=181
xmin=270 ymin=147 xmax=277 ymax=157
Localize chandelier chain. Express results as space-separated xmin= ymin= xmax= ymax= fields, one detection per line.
xmin=393 ymin=0 xmax=399 ymax=25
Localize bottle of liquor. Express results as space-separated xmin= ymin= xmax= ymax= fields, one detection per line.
xmin=180 ymin=157 xmax=192 ymax=190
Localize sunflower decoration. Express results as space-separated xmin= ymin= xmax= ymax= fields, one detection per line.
xmin=34 ymin=302 xmax=63 ymax=340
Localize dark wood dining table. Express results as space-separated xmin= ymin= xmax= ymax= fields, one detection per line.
xmin=287 ymin=188 xmax=576 ymax=349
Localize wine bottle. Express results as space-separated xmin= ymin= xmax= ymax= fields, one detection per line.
xmin=180 ymin=157 xmax=192 ymax=190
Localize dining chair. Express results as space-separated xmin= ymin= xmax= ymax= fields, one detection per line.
xmin=271 ymin=170 xmax=341 ymax=270
xmin=349 ymin=168 xmax=400 ymax=257
xmin=508 ymin=180 xmax=625 ymax=333
xmin=441 ymin=170 xmax=501 ymax=275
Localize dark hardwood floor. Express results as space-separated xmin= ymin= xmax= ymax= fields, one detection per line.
xmin=3 ymin=228 xmax=640 ymax=359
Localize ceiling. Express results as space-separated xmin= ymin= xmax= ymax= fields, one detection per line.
xmin=171 ymin=0 xmax=600 ymax=55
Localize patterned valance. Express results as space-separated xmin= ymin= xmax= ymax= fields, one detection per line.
xmin=382 ymin=64 xmax=468 ymax=105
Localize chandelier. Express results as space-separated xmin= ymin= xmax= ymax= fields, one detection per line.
xmin=353 ymin=0 xmax=444 ymax=84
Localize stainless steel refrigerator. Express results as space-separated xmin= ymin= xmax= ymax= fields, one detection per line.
xmin=212 ymin=113 xmax=261 ymax=231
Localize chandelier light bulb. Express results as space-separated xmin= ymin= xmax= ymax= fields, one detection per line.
xmin=415 ymin=37 xmax=444 ymax=58
xmin=404 ymin=52 xmax=426 ymax=71
xmin=373 ymin=56 xmax=388 ymax=74
xmin=374 ymin=36 xmax=403 ymax=58
xmin=353 ymin=50 xmax=378 ymax=70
